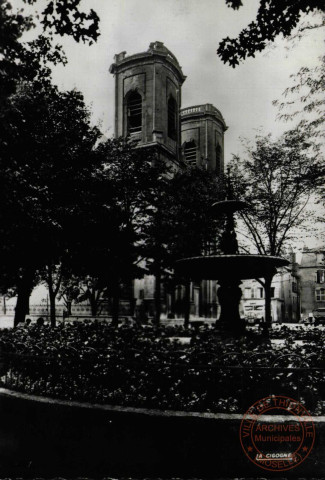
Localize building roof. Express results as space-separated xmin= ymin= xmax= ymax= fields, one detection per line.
xmin=180 ymin=104 xmax=227 ymax=131
xmin=109 ymin=41 xmax=186 ymax=84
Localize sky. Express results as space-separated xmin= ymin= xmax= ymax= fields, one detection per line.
xmin=17 ymin=0 xmax=323 ymax=162
xmin=49 ymin=1 xmax=323 ymax=159
xmin=13 ymin=0 xmax=325 ymax=248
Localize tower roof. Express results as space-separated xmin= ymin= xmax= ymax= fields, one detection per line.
xmin=109 ymin=41 xmax=186 ymax=84
xmin=180 ymin=104 xmax=228 ymax=131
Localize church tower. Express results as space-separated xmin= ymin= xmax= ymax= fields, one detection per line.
xmin=181 ymin=104 xmax=227 ymax=174
xmin=109 ymin=41 xmax=186 ymax=168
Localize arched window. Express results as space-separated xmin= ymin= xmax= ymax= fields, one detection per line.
xmin=168 ymin=96 xmax=177 ymax=140
xmin=216 ymin=143 xmax=222 ymax=174
xmin=127 ymin=91 xmax=142 ymax=135
xmin=184 ymin=140 xmax=197 ymax=166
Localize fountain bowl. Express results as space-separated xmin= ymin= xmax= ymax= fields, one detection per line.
xmin=176 ymin=254 xmax=289 ymax=281
xmin=211 ymin=199 xmax=249 ymax=215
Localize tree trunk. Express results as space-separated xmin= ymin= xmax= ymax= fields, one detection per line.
xmin=129 ymin=280 xmax=135 ymax=317
xmin=154 ymin=268 xmax=162 ymax=326
xmin=47 ymin=264 xmax=61 ymax=328
xmin=111 ymin=278 xmax=120 ymax=328
xmin=184 ymin=280 xmax=191 ymax=329
xmin=264 ymin=274 xmax=274 ymax=326
xmin=90 ymin=288 xmax=98 ymax=317
xmin=14 ymin=269 xmax=34 ymax=327
xmin=49 ymin=291 xmax=56 ymax=327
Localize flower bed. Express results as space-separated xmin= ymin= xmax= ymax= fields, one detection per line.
xmin=0 ymin=321 xmax=324 ymax=414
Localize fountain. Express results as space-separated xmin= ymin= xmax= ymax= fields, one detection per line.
xmin=176 ymin=176 xmax=289 ymax=336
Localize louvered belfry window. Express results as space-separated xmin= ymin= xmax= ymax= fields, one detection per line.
xmin=127 ymin=92 xmax=142 ymax=134
xmin=168 ymin=96 xmax=177 ymax=140
xmin=184 ymin=140 xmax=197 ymax=166
xmin=216 ymin=143 xmax=222 ymax=173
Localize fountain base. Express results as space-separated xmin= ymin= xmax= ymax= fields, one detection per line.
xmin=217 ymin=279 xmax=245 ymax=336
xmin=176 ymin=254 xmax=289 ymax=336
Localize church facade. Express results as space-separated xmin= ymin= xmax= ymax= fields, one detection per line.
xmin=109 ymin=41 xmax=227 ymax=172
xmin=109 ymin=41 xmax=227 ymax=320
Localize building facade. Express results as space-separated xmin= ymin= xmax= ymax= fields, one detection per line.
xmin=299 ymin=249 xmax=325 ymax=318
xmin=109 ymin=41 xmax=186 ymax=170
xmin=240 ymin=263 xmax=300 ymax=323
xmin=109 ymin=42 xmax=227 ymax=320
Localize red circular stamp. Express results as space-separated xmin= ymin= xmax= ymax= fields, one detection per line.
xmin=240 ymin=395 xmax=315 ymax=472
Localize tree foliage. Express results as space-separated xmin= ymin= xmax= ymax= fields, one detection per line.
xmin=166 ymin=168 xmax=224 ymax=261
xmin=273 ymin=56 xmax=325 ymax=203
xmin=65 ymin=138 xmax=173 ymax=326
xmin=218 ymin=0 xmax=325 ymax=67
xmin=231 ymin=130 xmax=322 ymax=256
xmin=0 ymin=81 xmax=100 ymax=325
xmin=140 ymin=166 xmax=223 ymax=325
xmin=0 ymin=0 xmax=99 ymax=104
xmin=230 ymin=129 xmax=322 ymax=323
xmin=273 ymin=56 xmax=325 ymax=143
xmin=31 ymin=0 xmax=100 ymax=44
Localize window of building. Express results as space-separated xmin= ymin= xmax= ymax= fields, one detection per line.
xmin=216 ymin=143 xmax=222 ymax=174
xmin=271 ymin=287 xmax=275 ymax=298
xmin=168 ymin=96 xmax=177 ymax=140
xmin=244 ymin=288 xmax=251 ymax=299
xmin=316 ymin=270 xmax=325 ymax=284
xmin=257 ymin=287 xmax=264 ymax=298
xmin=176 ymin=285 xmax=182 ymax=300
xmin=127 ymin=91 xmax=142 ymax=135
xmin=184 ymin=140 xmax=197 ymax=166
xmin=316 ymin=288 xmax=325 ymax=301
xmin=292 ymin=281 xmax=297 ymax=293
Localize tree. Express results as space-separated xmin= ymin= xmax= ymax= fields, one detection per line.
xmin=0 ymin=0 xmax=99 ymax=104
xmin=273 ymin=56 xmax=325 ymax=203
xmin=135 ymin=163 xmax=172 ymax=326
xmin=218 ymin=1 xmax=324 ymax=67
xmin=73 ymin=139 xmax=173 ymax=327
xmin=33 ymin=0 xmax=99 ymax=44
xmin=143 ymin=167 xmax=223 ymax=327
xmin=0 ymin=82 xmax=100 ymax=326
xmin=1 ymin=0 xmax=101 ymax=325
xmin=273 ymin=53 xmax=324 ymax=137
xmin=230 ymin=129 xmax=322 ymax=323
xmin=170 ymin=168 xmax=225 ymax=327
xmin=74 ymin=277 xmax=108 ymax=317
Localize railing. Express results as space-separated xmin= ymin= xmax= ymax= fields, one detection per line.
xmin=0 ymin=350 xmax=324 ymax=413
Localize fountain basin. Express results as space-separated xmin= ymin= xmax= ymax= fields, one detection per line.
xmin=211 ymin=199 xmax=249 ymax=215
xmin=176 ymin=254 xmax=289 ymax=281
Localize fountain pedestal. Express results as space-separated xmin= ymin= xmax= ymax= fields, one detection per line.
xmin=217 ymin=279 xmax=245 ymax=335
xmin=176 ymin=255 xmax=289 ymax=336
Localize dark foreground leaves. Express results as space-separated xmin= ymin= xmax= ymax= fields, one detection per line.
xmin=0 ymin=321 xmax=324 ymax=414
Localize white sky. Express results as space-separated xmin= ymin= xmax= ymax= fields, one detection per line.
xmin=12 ymin=0 xmax=325 ymax=252
xmin=16 ymin=0 xmax=323 ymax=162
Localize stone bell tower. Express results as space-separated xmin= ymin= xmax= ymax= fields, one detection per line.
xmin=109 ymin=41 xmax=186 ymax=168
xmin=181 ymin=104 xmax=227 ymax=174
